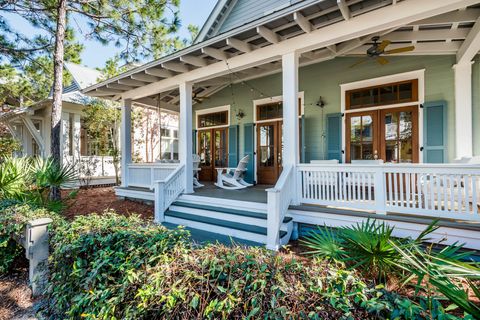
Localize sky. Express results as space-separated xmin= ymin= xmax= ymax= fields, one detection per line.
xmin=4 ymin=0 xmax=217 ymax=69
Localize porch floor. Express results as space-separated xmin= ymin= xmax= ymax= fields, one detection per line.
xmin=192 ymin=181 xmax=271 ymax=203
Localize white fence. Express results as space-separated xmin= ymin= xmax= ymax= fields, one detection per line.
xmin=127 ymin=163 xmax=178 ymax=188
xmin=297 ymin=164 xmax=480 ymax=221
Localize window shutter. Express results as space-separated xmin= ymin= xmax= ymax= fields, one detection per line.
xmin=228 ymin=125 xmax=238 ymax=166
xmin=243 ymin=123 xmax=255 ymax=184
xmin=423 ymin=101 xmax=447 ymax=163
xmin=301 ymin=115 xmax=306 ymax=163
xmin=192 ymin=130 xmax=197 ymax=154
xmin=326 ymin=113 xmax=342 ymax=162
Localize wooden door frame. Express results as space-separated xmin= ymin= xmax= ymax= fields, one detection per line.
xmin=197 ymin=127 xmax=229 ymax=181
xmin=345 ymin=110 xmax=379 ymax=163
xmin=379 ymin=105 xmax=419 ymax=163
xmin=345 ymin=106 xmax=420 ymax=163
xmin=256 ymin=120 xmax=282 ymax=185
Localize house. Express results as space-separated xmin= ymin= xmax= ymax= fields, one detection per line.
xmin=83 ymin=0 xmax=480 ymax=250
xmin=0 ymin=63 xmax=119 ymax=185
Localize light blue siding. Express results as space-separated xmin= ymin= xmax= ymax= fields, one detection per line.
xmin=423 ymin=101 xmax=447 ymax=163
xmin=218 ymin=0 xmax=291 ymax=34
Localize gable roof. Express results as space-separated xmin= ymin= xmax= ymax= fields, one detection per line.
xmin=64 ymin=62 xmax=102 ymax=90
xmin=196 ymin=0 xmax=315 ymax=43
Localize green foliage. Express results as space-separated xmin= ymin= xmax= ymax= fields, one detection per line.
xmin=0 ymin=157 xmax=78 ymax=212
xmin=0 ymin=205 xmax=63 ymax=274
xmin=0 ymin=157 xmax=30 ymax=200
xmin=301 ymin=220 xmax=404 ymax=280
xmin=0 ymin=136 xmax=21 ymax=159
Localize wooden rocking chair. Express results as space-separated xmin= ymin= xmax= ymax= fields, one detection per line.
xmin=214 ymin=155 xmax=253 ymax=190
xmin=193 ymin=154 xmax=204 ymax=188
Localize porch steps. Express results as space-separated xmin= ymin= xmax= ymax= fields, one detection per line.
xmin=163 ymin=196 xmax=293 ymax=246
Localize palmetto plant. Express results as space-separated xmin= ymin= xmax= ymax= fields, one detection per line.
xmin=0 ymin=157 xmax=30 ymax=200
xmin=31 ymin=157 xmax=78 ymax=205
xmin=300 ymin=226 xmax=346 ymax=261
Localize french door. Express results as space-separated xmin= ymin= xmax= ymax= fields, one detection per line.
xmin=346 ymin=106 xmax=419 ymax=163
xmin=198 ymin=127 xmax=228 ymax=181
xmin=256 ymin=121 xmax=283 ymax=185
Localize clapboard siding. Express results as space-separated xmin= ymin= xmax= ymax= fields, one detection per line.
xmin=218 ymin=0 xmax=292 ymax=34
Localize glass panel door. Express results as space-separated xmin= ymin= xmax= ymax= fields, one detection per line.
xmin=214 ymin=128 xmax=228 ymax=168
xmin=346 ymin=111 xmax=378 ymax=162
xmin=198 ymin=130 xmax=213 ymax=181
xmin=380 ymin=106 xmax=418 ymax=163
xmin=257 ymin=121 xmax=281 ymax=185
xmin=198 ymin=128 xmax=229 ymax=181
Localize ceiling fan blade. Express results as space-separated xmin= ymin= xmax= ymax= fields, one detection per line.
xmin=377 ymin=56 xmax=389 ymax=65
xmin=384 ymin=45 xmax=415 ymax=55
xmin=349 ymin=58 xmax=369 ymax=68
xmin=377 ymin=40 xmax=391 ymax=52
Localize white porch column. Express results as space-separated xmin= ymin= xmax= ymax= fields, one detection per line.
xmin=179 ymin=82 xmax=194 ymax=194
xmin=453 ymin=62 xmax=473 ymax=159
xmin=72 ymin=113 xmax=81 ymax=160
xmin=282 ymin=51 xmax=299 ymax=204
xmin=121 ymin=99 xmax=132 ymax=188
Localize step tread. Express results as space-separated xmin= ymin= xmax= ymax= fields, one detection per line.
xmin=172 ymin=201 xmax=293 ymax=223
xmin=165 ymin=210 xmax=288 ymax=238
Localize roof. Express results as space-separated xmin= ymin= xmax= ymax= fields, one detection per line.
xmin=82 ymin=0 xmax=480 ymax=109
xmin=64 ymin=62 xmax=102 ymax=90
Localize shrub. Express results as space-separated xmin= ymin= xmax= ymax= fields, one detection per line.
xmin=0 ymin=205 xmax=63 ymax=274
xmin=40 ymin=212 xmax=464 ymax=320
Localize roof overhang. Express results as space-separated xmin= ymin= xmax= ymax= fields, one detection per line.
xmin=83 ymin=0 xmax=480 ymax=110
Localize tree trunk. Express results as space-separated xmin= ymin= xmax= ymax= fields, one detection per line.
xmin=50 ymin=0 xmax=67 ymax=201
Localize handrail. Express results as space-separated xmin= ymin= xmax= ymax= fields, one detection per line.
xmin=266 ymin=165 xmax=294 ymax=250
xmin=153 ymin=164 xmax=185 ymax=223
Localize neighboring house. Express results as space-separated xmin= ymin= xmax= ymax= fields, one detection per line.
xmin=83 ymin=0 xmax=480 ymax=250
xmin=0 ymin=63 xmax=118 ymax=185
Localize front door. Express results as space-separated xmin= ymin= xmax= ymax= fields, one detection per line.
xmin=346 ymin=106 xmax=419 ymax=163
xmin=256 ymin=121 xmax=283 ymax=184
xmin=198 ymin=127 xmax=228 ymax=181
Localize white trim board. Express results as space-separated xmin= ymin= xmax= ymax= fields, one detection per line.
xmin=340 ymin=69 xmax=425 ymax=163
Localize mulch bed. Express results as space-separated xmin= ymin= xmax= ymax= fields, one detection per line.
xmin=62 ymin=186 xmax=154 ymax=220
xmin=0 ymin=269 xmax=35 ymax=320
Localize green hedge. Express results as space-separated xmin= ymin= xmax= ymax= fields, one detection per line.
xmin=0 ymin=204 xmax=63 ymax=274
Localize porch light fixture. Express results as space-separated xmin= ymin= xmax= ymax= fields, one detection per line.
xmin=316 ymin=96 xmax=326 ymax=108
xmin=236 ymin=109 xmax=245 ymax=121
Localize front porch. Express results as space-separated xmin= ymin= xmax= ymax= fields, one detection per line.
xmin=83 ymin=0 xmax=480 ymax=250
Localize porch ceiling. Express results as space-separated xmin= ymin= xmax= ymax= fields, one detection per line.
xmin=82 ymin=0 xmax=480 ymax=110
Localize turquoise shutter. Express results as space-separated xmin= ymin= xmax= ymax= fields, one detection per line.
xmin=228 ymin=125 xmax=239 ymax=166
xmin=301 ymin=115 xmax=306 ymax=163
xmin=423 ymin=101 xmax=447 ymax=163
xmin=326 ymin=113 xmax=342 ymax=162
xmin=192 ymin=130 xmax=197 ymax=154
xmin=243 ymin=123 xmax=255 ymax=184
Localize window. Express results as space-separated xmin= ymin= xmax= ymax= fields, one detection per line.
xmin=346 ymin=79 xmax=418 ymax=110
xmin=160 ymin=128 xmax=171 ymax=137
xmin=257 ymin=102 xmax=283 ymax=121
xmin=198 ymin=111 xmax=228 ymax=128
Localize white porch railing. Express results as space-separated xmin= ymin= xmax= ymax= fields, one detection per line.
xmin=65 ymin=155 xmax=117 ymax=177
xmin=127 ymin=163 xmax=178 ymax=189
xmin=153 ymin=165 xmax=185 ymax=223
xmin=266 ymin=165 xmax=295 ymax=250
xmin=297 ymin=164 xmax=480 ymax=221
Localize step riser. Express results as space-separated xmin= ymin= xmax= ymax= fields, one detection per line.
xmin=169 ymin=205 xmax=267 ymax=227
xmin=178 ymin=195 xmax=267 ymax=213
xmin=165 ymin=216 xmax=268 ymax=244
xmin=169 ymin=205 xmax=291 ymax=231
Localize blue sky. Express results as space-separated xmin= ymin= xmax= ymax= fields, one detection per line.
xmin=4 ymin=0 xmax=217 ymax=69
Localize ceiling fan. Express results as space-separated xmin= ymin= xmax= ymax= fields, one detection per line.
xmin=193 ymin=92 xmax=210 ymax=104
xmin=350 ymin=36 xmax=415 ymax=68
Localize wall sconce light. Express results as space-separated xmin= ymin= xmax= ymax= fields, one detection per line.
xmin=316 ymin=96 xmax=326 ymax=108
xmin=236 ymin=109 xmax=245 ymax=120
